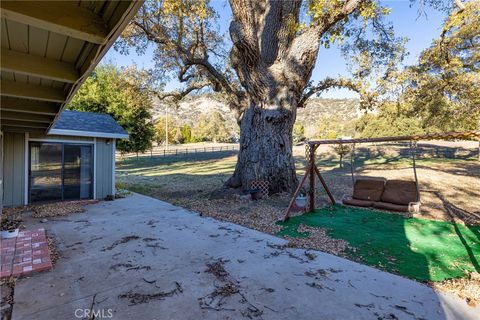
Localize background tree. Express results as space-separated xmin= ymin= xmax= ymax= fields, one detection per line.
xmin=181 ymin=124 xmax=193 ymax=143
xmin=293 ymin=123 xmax=306 ymax=143
xmin=355 ymin=103 xmax=424 ymax=138
xmin=192 ymin=111 xmax=232 ymax=143
xmin=154 ymin=116 xmax=178 ymax=145
xmin=400 ymin=1 xmax=479 ymax=132
xmin=332 ymin=144 xmax=352 ymax=168
xmin=117 ymin=0 xmax=460 ymax=194
xmin=356 ymin=1 xmax=479 ymax=136
xmin=68 ymin=64 xmax=155 ymax=154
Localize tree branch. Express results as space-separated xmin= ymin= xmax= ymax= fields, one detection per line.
xmin=154 ymin=81 xmax=211 ymax=103
xmin=298 ymin=77 xmax=376 ymax=109
xmin=287 ymin=0 xmax=364 ymax=87
xmin=132 ymin=20 xmax=239 ymax=98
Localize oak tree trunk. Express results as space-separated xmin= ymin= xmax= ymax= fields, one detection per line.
xmin=226 ymin=101 xmax=298 ymax=194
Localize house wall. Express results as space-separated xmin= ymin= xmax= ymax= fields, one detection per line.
xmin=0 ymin=131 xmax=4 ymax=212
xmin=95 ymin=138 xmax=115 ymax=199
xmin=2 ymin=132 xmax=26 ymax=207
xmin=2 ymin=133 xmax=116 ymax=207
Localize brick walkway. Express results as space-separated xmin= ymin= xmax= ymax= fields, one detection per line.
xmin=0 ymin=228 xmax=52 ymax=278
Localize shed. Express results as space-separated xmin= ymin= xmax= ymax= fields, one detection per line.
xmin=3 ymin=110 xmax=128 ymax=206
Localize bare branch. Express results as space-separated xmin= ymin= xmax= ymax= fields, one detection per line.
xmin=454 ymin=0 xmax=466 ymax=12
xmin=298 ymin=77 xmax=376 ymax=109
xmin=154 ymin=81 xmax=211 ymax=103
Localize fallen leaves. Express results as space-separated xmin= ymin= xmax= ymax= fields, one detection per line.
xmin=432 ymin=272 xmax=480 ymax=307
xmin=286 ymin=225 xmax=351 ymax=256
xmin=31 ymin=200 xmax=98 ymax=218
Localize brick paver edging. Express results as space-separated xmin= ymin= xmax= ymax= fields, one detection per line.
xmin=0 ymin=228 xmax=53 ymax=278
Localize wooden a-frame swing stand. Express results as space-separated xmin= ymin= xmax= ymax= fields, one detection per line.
xmin=283 ymin=130 xmax=480 ymax=222
xmin=283 ymin=144 xmax=335 ymax=222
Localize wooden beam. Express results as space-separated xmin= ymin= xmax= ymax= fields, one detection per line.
xmin=308 ymin=130 xmax=480 ymax=145
xmin=1 ymin=111 xmax=54 ymax=123
xmin=0 ymin=125 xmax=46 ymax=133
xmin=1 ymin=120 xmax=49 ymax=129
xmin=0 ymin=97 xmax=59 ymax=115
xmin=1 ymin=48 xmax=79 ymax=83
xmin=0 ymin=1 xmax=109 ymax=44
xmin=1 ymin=80 xmax=66 ymax=102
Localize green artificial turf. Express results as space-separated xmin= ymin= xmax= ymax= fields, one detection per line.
xmin=277 ymin=205 xmax=480 ymax=282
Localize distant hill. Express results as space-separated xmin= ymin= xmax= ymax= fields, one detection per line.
xmin=152 ymin=95 xmax=361 ymax=138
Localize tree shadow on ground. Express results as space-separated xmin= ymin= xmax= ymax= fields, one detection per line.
xmin=426 ymin=190 xmax=480 ymax=272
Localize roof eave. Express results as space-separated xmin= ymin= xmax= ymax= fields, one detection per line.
xmin=48 ymin=128 xmax=129 ymax=139
xmin=47 ymin=0 xmax=145 ymax=134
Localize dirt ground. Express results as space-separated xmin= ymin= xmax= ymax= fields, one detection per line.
xmin=117 ymin=141 xmax=480 ymax=304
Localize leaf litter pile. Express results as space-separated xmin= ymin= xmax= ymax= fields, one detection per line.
xmin=30 ymin=200 xmax=98 ymax=218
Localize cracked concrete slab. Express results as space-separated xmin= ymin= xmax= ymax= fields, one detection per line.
xmin=12 ymin=193 xmax=479 ymax=319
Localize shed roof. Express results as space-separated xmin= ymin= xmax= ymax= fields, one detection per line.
xmin=49 ymin=110 xmax=128 ymax=139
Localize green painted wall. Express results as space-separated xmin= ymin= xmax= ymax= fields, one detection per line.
xmin=95 ymin=138 xmax=115 ymax=199
xmin=3 ymin=132 xmax=26 ymax=207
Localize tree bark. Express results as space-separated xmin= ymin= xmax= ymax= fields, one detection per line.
xmin=226 ymin=100 xmax=298 ymax=194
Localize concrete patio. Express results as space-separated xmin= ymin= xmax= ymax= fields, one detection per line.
xmin=12 ymin=193 xmax=479 ymax=320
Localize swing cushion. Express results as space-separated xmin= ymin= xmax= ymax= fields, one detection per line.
xmin=343 ymin=198 xmax=374 ymax=207
xmin=373 ymin=201 xmax=409 ymax=212
xmin=380 ymin=180 xmax=418 ymax=205
xmin=352 ymin=178 xmax=386 ymax=202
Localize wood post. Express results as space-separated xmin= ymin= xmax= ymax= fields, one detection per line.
xmin=284 ymin=143 xmax=337 ymax=221
xmin=283 ymin=166 xmax=310 ymax=222
xmin=308 ymin=144 xmax=315 ymax=212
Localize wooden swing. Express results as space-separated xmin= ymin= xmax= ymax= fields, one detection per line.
xmin=283 ymin=130 xmax=480 ymax=222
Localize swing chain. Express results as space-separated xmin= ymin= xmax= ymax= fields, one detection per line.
xmin=305 ymin=143 xmax=316 ymax=162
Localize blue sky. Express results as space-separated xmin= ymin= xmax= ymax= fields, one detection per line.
xmin=104 ymin=0 xmax=447 ymax=99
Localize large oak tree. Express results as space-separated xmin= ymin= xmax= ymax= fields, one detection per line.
xmin=118 ymin=0 xmax=460 ymax=194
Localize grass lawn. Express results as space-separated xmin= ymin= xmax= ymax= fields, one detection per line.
xmin=277 ymin=205 xmax=480 ymax=282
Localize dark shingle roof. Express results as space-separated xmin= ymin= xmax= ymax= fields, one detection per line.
xmin=50 ymin=110 xmax=128 ymax=138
